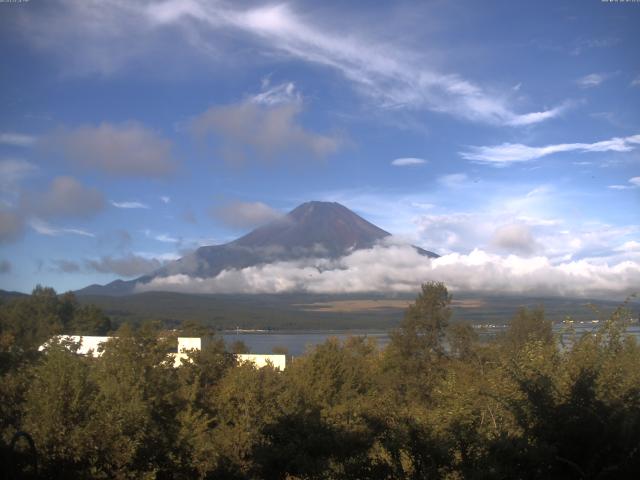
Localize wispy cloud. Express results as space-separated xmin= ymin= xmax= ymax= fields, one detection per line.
xmin=29 ymin=219 xmax=95 ymax=238
xmin=144 ymin=230 xmax=180 ymax=244
xmin=13 ymin=1 xmax=566 ymax=127
xmin=160 ymin=196 xmax=171 ymax=204
xmin=0 ymin=132 xmax=37 ymax=147
xmin=462 ymin=134 xmax=640 ymax=166
xmin=570 ymin=37 xmax=620 ymax=56
xmin=250 ymin=80 xmax=301 ymax=106
xmin=630 ymin=75 xmax=640 ymax=87
xmin=577 ymin=73 xmax=607 ymax=88
xmin=608 ymin=176 xmax=640 ymax=190
xmin=391 ymin=157 xmax=427 ymax=167
xmin=220 ymin=3 xmax=566 ymax=126
xmin=111 ymin=200 xmax=150 ymax=209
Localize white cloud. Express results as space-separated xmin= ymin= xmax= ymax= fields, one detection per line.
xmin=160 ymin=195 xmax=171 ymax=204
xmin=191 ymin=83 xmax=341 ymax=163
xmin=630 ymin=75 xmax=640 ymax=87
xmin=227 ymin=3 xmax=566 ymax=126
xmin=135 ymin=243 xmax=640 ymax=299
xmin=312 ymin=185 xmax=633 ymax=266
xmin=462 ymin=134 xmax=640 ymax=166
xmin=22 ymin=176 xmax=104 ymax=219
xmin=1 ymin=176 xmax=103 ymax=243
xmin=414 ymin=212 xmax=492 ymax=254
xmin=111 ymin=201 xmax=150 ymax=209
xmin=630 ymin=177 xmax=640 ymax=186
xmin=412 ymin=207 xmax=638 ymax=265
xmin=490 ymin=223 xmax=539 ymax=255
xmin=86 ymin=254 xmax=169 ymax=277
xmin=615 ymin=241 xmax=640 ymax=253
xmin=46 ymin=122 xmax=176 ymax=177
xmin=391 ymin=157 xmax=427 ymax=167
xmin=0 ymin=132 xmax=37 ymax=147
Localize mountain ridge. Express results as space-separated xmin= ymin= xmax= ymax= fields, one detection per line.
xmin=76 ymin=201 xmax=438 ymax=296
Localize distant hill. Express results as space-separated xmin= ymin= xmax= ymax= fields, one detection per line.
xmin=76 ymin=201 xmax=438 ymax=296
xmin=0 ymin=289 xmax=28 ymax=302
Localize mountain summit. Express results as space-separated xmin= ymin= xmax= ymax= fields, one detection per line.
xmin=233 ymin=201 xmax=390 ymax=255
xmin=77 ymin=201 xmax=437 ymax=295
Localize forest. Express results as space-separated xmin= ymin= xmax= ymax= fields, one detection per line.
xmin=1 ymin=283 xmax=639 ymax=479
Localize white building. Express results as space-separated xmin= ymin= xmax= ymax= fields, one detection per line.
xmin=237 ymin=353 xmax=287 ymax=370
xmin=39 ymin=335 xmax=286 ymax=370
xmin=38 ymin=335 xmax=110 ymax=357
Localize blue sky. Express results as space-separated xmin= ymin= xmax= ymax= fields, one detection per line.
xmin=0 ymin=0 xmax=639 ymax=297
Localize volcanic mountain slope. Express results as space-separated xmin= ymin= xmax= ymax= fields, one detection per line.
xmin=77 ymin=201 xmax=438 ymax=296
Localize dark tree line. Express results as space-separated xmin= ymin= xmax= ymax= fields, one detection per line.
xmin=1 ymin=283 xmax=639 ymax=479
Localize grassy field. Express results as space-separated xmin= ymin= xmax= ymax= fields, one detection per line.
xmin=75 ymin=291 xmax=638 ymax=331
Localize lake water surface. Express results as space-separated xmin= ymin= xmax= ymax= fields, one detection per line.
xmin=222 ymin=323 xmax=640 ymax=356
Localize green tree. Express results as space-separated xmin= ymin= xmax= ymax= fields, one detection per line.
xmin=390 ymin=281 xmax=452 ymax=358
xmin=70 ymin=304 xmax=112 ymax=335
xmin=209 ymin=363 xmax=286 ymax=477
xmin=86 ymin=323 xmax=180 ymax=478
xmin=503 ymin=306 xmax=553 ymax=352
xmin=384 ymin=282 xmax=452 ymax=402
xmin=174 ymin=334 xmax=234 ymax=477
xmin=22 ymin=339 xmax=97 ymax=477
xmin=229 ymin=339 xmax=250 ymax=354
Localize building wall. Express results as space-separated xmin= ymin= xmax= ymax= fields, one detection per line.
xmin=237 ymin=354 xmax=286 ymax=370
xmin=38 ymin=335 xmax=112 ymax=357
xmin=40 ymin=335 xmax=286 ymax=369
xmin=177 ymin=337 xmax=202 ymax=352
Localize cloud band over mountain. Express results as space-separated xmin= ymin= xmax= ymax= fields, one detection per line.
xmin=136 ymin=243 xmax=639 ymax=299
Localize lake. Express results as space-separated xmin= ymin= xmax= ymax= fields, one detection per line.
xmin=222 ymin=322 xmax=640 ymax=356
